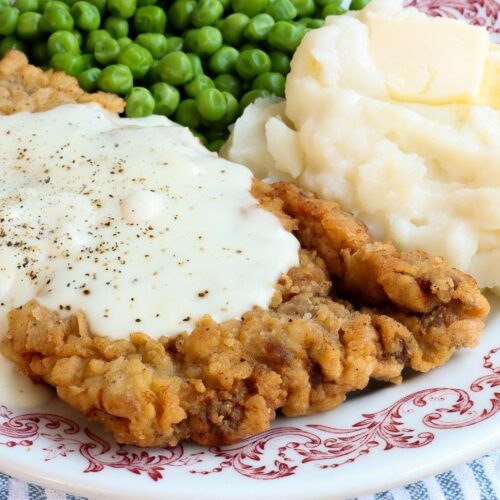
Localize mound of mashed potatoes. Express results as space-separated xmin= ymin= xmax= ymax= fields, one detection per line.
xmin=222 ymin=0 xmax=500 ymax=293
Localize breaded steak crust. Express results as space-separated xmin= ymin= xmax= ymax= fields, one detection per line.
xmin=0 ymin=181 xmax=489 ymax=447
xmin=0 ymin=51 xmax=124 ymax=114
xmin=0 ymin=52 xmax=489 ymax=447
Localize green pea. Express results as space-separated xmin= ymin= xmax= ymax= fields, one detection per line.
xmin=165 ymin=35 xmax=183 ymax=53
xmin=195 ymin=88 xmax=226 ymax=121
xmin=184 ymin=74 xmax=214 ymax=97
xmin=190 ymin=128 xmax=206 ymax=145
xmin=150 ymin=81 xmax=180 ymax=116
xmin=40 ymin=3 xmax=74 ymax=32
xmin=78 ymin=66 xmax=100 ymax=91
xmin=186 ymin=52 xmax=203 ymax=74
xmin=137 ymin=0 xmax=156 ymax=5
xmin=175 ymin=99 xmax=200 ymax=128
xmin=232 ymin=0 xmax=266 ymax=17
xmin=117 ymin=35 xmax=132 ymax=49
xmin=185 ymin=26 xmax=222 ymax=57
xmin=221 ymin=89 xmax=239 ymax=123
xmin=50 ymin=51 xmax=83 ymax=76
xmin=135 ymin=33 xmax=168 ymax=59
xmin=117 ymin=42 xmax=153 ymax=78
xmin=218 ymin=0 xmax=230 ymax=10
xmin=143 ymin=58 xmax=160 ymax=84
xmin=219 ymin=12 xmax=249 ymax=45
xmin=16 ymin=12 xmax=42 ymax=40
xmin=97 ymin=63 xmax=133 ymax=94
xmin=321 ymin=3 xmax=346 ymax=15
xmin=252 ymin=71 xmax=284 ymax=96
xmin=94 ymin=37 xmax=120 ymax=64
xmin=240 ymin=88 xmax=270 ymax=110
xmin=213 ymin=73 xmax=242 ymax=98
xmin=289 ymin=0 xmax=314 ymax=15
xmin=81 ymin=52 xmax=95 ymax=69
xmin=267 ymin=20 xmax=304 ymax=51
xmin=0 ymin=36 xmax=26 ymax=57
xmin=269 ymin=51 xmax=290 ymax=74
xmin=71 ymin=1 xmax=100 ymax=30
xmin=88 ymin=0 xmax=106 ymax=14
xmin=167 ymin=0 xmax=195 ymax=31
xmin=30 ymin=40 xmax=48 ymax=63
xmin=266 ymin=0 xmax=296 ymax=20
xmin=158 ymin=51 xmax=193 ymax=85
xmin=207 ymin=139 xmax=225 ymax=152
xmin=37 ymin=0 xmax=52 ymax=9
xmin=47 ymin=30 xmax=80 ymax=55
xmin=235 ymin=48 xmax=270 ymax=81
xmin=103 ymin=16 xmax=129 ymax=37
xmin=133 ymin=5 xmax=166 ymax=33
xmin=350 ymin=0 xmax=370 ymax=10
xmin=296 ymin=16 xmax=323 ymax=28
xmin=191 ymin=0 xmax=223 ymax=27
xmin=244 ymin=13 xmax=274 ymax=41
xmin=0 ymin=6 xmax=20 ymax=35
xmin=107 ymin=0 xmax=136 ymax=18
xmin=125 ymin=86 xmax=155 ymax=117
xmin=208 ymin=45 xmax=238 ymax=74
xmin=14 ymin=0 xmax=39 ymax=12
xmin=45 ymin=1 xmax=70 ymax=11
xmin=182 ymin=29 xmax=197 ymax=51
xmin=84 ymin=29 xmax=111 ymax=52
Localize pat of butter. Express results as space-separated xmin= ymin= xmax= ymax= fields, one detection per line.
xmin=479 ymin=45 xmax=500 ymax=108
xmin=366 ymin=10 xmax=489 ymax=104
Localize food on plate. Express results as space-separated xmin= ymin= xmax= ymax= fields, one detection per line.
xmin=0 ymin=50 xmax=123 ymax=113
xmin=0 ymin=0 xmax=369 ymax=148
xmin=0 ymin=133 xmax=488 ymax=446
xmin=0 ymin=35 xmax=490 ymax=448
xmin=223 ymin=0 xmax=500 ymax=294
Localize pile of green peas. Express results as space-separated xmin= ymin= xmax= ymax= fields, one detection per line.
xmin=0 ymin=0 xmax=369 ymax=150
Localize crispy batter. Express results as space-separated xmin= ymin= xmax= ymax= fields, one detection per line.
xmin=0 ymin=51 xmax=124 ymax=114
xmin=1 ymin=181 xmax=489 ymax=447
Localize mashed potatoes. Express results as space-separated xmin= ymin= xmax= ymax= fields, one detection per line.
xmin=222 ymin=0 xmax=500 ymax=293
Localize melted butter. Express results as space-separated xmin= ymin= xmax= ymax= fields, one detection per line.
xmin=0 ymin=103 xmax=299 ymax=339
xmin=0 ymin=353 xmax=53 ymax=408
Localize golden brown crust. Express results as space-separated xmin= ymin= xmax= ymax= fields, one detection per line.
xmin=0 ymin=183 xmax=489 ymax=447
xmin=0 ymin=51 xmax=124 ymax=114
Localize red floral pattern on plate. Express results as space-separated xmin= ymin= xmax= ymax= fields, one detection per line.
xmin=1 ymin=347 xmax=498 ymax=481
xmin=405 ymin=0 xmax=500 ymax=41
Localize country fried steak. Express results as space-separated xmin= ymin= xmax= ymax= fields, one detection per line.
xmin=0 ymin=51 xmax=490 ymax=447
xmin=1 ymin=180 xmax=489 ymax=446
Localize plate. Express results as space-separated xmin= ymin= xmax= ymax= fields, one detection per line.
xmin=1 ymin=1 xmax=500 ymax=499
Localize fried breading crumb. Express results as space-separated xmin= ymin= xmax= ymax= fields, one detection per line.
xmin=0 ymin=51 xmax=124 ymax=114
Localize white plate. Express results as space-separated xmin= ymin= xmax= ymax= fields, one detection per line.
xmin=1 ymin=1 xmax=500 ymax=498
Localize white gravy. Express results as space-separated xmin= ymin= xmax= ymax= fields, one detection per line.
xmin=0 ymin=103 xmax=299 ymax=341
